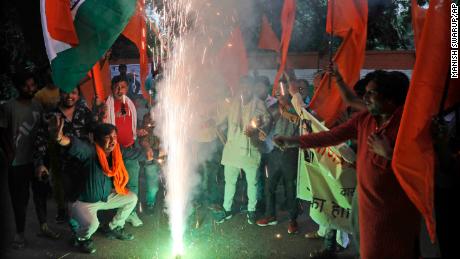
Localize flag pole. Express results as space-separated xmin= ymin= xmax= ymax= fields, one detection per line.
xmin=328 ymin=0 xmax=334 ymax=89
xmin=90 ymin=67 xmax=98 ymax=100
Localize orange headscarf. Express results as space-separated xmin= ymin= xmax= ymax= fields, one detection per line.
xmin=95 ymin=143 xmax=129 ymax=195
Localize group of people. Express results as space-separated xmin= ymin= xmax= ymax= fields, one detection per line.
xmin=0 ymin=66 xmax=161 ymax=254
xmin=0 ymin=62 xmax=456 ymax=259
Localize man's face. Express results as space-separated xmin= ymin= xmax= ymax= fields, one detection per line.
xmin=98 ymin=130 xmax=118 ymax=153
xmin=60 ymin=88 xmax=80 ymax=108
xmin=112 ymin=81 xmax=128 ymax=100
xmin=119 ymin=66 xmax=127 ymax=75
xmin=298 ymin=80 xmax=309 ymax=100
xmin=19 ymin=78 xmax=38 ymax=99
xmin=363 ymin=81 xmax=385 ymax=116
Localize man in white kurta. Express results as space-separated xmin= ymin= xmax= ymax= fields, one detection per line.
xmin=217 ymin=77 xmax=270 ymax=224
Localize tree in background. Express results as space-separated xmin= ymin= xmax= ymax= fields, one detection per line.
xmin=0 ymin=0 xmax=422 ymax=102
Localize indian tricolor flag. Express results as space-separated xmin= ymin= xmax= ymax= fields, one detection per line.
xmin=41 ymin=0 xmax=136 ymax=92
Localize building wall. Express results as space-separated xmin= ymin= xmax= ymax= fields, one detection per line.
xmin=109 ymin=50 xmax=415 ymax=86
xmin=110 ymin=50 xmax=416 ymax=70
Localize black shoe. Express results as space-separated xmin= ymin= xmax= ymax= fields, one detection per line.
xmin=247 ymin=211 xmax=256 ymax=225
xmin=215 ymin=210 xmax=232 ymax=224
xmin=105 ymin=226 xmax=134 ymax=241
xmin=75 ymin=238 xmax=96 ymax=254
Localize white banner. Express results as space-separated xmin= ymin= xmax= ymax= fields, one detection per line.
xmin=297 ymin=109 xmax=357 ymax=233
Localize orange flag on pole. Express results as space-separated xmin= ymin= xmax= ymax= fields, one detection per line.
xmin=44 ymin=0 xmax=79 ymax=46
xmin=411 ymin=0 xmax=427 ymax=50
xmin=258 ymin=14 xmax=293 ymax=70
xmin=308 ymin=0 xmax=368 ymax=127
xmin=217 ymin=27 xmax=249 ymax=92
xmin=392 ymin=0 xmax=460 ymax=242
xmin=122 ymin=0 xmax=149 ymax=100
xmin=272 ymin=0 xmax=296 ymax=96
xmin=258 ymin=15 xmax=280 ymax=52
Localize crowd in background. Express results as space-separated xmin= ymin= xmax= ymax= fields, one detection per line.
xmin=0 ymin=61 xmax=458 ymax=259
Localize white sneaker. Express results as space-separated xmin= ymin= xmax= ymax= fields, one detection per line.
xmin=126 ymin=212 xmax=143 ymax=227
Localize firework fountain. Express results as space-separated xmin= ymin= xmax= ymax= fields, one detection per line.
xmin=154 ymin=1 xmax=195 ymax=256
xmin=150 ymin=0 xmax=256 ymax=257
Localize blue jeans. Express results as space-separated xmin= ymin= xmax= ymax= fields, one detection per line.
xmin=144 ymin=163 xmax=160 ymax=206
xmin=125 ymin=159 xmax=140 ymax=196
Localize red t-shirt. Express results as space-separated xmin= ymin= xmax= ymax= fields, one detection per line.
xmin=114 ymin=99 xmax=135 ymax=147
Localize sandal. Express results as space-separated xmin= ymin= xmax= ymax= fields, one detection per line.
xmin=305 ymin=231 xmax=322 ymax=239
xmin=38 ymin=223 xmax=61 ymax=239
xmin=12 ymin=234 xmax=25 ymax=249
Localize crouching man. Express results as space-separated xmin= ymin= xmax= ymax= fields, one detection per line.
xmin=50 ymin=118 xmax=154 ymax=253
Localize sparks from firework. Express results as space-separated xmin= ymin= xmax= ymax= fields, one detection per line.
xmin=201 ymin=47 xmax=207 ymax=64
xmin=280 ymin=81 xmax=285 ymax=96
xmin=154 ymin=0 xmax=197 ymax=256
xmin=250 ymin=118 xmax=267 ymax=138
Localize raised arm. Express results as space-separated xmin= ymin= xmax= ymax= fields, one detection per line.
xmin=288 ymin=81 xmax=309 ymax=121
xmin=50 ymin=114 xmax=93 ymax=161
xmin=274 ymin=112 xmax=361 ymax=149
xmin=330 ymin=67 xmax=367 ymax=111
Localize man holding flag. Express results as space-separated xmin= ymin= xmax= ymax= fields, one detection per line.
xmin=275 ymin=70 xmax=420 ymax=259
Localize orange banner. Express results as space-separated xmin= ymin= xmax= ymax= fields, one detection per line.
xmin=392 ymin=0 xmax=459 ymax=242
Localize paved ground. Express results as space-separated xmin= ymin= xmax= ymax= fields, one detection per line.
xmin=0 ymin=154 xmax=438 ymax=259
xmin=2 ymin=201 xmax=358 ymax=259
xmin=0 ymin=158 xmax=358 ymax=259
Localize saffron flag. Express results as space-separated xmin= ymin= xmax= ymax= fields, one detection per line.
xmin=122 ymin=0 xmax=150 ymax=100
xmin=217 ymin=27 xmax=248 ymax=92
xmin=45 ymin=0 xmax=79 ymax=45
xmin=41 ymin=0 xmax=136 ymax=92
xmin=258 ymin=15 xmax=280 ymax=52
xmin=258 ymin=14 xmax=294 ymax=69
xmin=392 ymin=0 xmax=459 ymax=242
xmin=308 ymin=0 xmax=368 ymax=127
xmin=411 ymin=0 xmax=427 ymax=50
xmin=272 ymin=0 xmax=296 ymax=96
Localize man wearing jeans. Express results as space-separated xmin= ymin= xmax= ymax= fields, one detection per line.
xmin=104 ymin=76 xmax=144 ymax=227
xmin=52 ymin=122 xmax=154 ymax=253
xmin=0 ymin=71 xmax=60 ymax=249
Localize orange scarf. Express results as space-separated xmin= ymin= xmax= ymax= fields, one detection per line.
xmin=95 ymin=143 xmax=129 ymax=195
